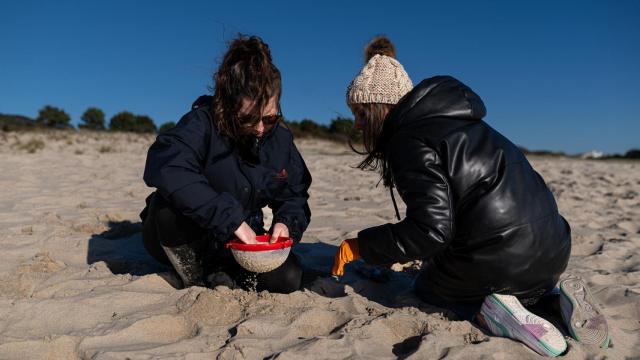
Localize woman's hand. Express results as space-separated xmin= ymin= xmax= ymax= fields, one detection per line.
xmin=234 ymin=222 xmax=258 ymax=244
xmin=270 ymin=222 xmax=289 ymax=243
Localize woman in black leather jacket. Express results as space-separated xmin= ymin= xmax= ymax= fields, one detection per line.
xmin=332 ymin=37 xmax=609 ymax=355
xmin=141 ymin=35 xmax=311 ymax=293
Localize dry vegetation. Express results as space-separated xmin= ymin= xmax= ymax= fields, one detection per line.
xmin=0 ymin=130 xmax=156 ymax=155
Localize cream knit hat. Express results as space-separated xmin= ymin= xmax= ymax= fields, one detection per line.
xmin=347 ymin=51 xmax=413 ymax=105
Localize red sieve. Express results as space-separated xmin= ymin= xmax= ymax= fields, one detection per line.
xmin=226 ymin=234 xmax=293 ymax=252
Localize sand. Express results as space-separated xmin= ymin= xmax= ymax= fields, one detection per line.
xmin=0 ymin=131 xmax=638 ymax=359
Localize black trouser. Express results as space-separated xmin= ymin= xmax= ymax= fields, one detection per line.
xmin=414 ymin=272 xmax=558 ymax=321
xmin=141 ymin=192 xmax=302 ymax=293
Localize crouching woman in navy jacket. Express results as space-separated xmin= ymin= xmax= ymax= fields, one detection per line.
xmin=141 ymin=35 xmax=311 ymax=293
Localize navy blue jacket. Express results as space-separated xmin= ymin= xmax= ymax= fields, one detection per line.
xmin=143 ymin=105 xmax=311 ymax=243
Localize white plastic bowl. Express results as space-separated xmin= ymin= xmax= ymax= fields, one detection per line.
xmin=226 ymin=235 xmax=293 ymax=273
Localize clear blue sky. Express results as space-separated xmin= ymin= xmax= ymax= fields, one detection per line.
xmin=1 ymin=1 xmax=638 ymax=154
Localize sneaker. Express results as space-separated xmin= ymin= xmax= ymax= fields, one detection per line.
xmin=559 ymin=277 xmax=610 ymax=347
xmin=479 ymin=294 xmax=567 ymax=357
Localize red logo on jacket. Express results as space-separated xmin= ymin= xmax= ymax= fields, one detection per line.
xmin=275 ymin=168 xmax=288 ymax=180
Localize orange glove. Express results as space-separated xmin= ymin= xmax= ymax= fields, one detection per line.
xmin=331 ymin=238 xmax=360 ymax=277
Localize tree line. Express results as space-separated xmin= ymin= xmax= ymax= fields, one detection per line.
xmin=0 ymin=105 xmax=360 ymax=141
xmin=1 ymin=105 xmax=637 ymax=159
xmin=0 ymin=105 xmax=167 ymax=133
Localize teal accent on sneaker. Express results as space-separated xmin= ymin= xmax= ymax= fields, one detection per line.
xmin=480 ymin=294 xmax=567 ymax=357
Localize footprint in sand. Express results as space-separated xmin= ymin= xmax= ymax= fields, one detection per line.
xmin=79 ymin=314 xmax=195 ymax=353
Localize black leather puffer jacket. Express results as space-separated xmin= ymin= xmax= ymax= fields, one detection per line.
xmin=358 ymin=76 xmax=571 ymax=303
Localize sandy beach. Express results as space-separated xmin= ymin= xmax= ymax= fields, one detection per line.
xmin=0 ymin=131 xmax=638 ymax=359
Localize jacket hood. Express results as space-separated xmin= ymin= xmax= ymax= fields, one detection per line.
xmin=384 ymin=75 xmax=486 ymax=135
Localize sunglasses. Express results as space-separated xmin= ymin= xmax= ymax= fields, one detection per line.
xmin=237 ymin=113 xmax=283 ymax=131
xmin=260 ymin=114 xmax=283 ymax=126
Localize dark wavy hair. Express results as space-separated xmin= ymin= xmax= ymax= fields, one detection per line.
xmin=211 ymin=35 xmax=282 ymax=139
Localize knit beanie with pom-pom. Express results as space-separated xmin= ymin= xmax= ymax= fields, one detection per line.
xmin=347 ymin=36 xmax=413 ymax=105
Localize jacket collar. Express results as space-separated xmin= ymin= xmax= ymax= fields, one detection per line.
xmin=384 ymin=75 xmax=486 ymax=136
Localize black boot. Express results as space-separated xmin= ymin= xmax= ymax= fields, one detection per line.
xmin=161 ymin=244 xmax=205 ymax=288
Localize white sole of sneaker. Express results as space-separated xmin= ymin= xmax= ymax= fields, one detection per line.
xmin=559 ymin=278 xmax=610 ymax=348
xmin=480 ymin=294 xmax=567 ymax=357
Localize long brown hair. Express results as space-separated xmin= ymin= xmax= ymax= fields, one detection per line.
xmin=350 ymin=102 xmax=393 ymax=172
xmin=349 ymin=36 xmax=398 ymax=186
xmin=211 ymin=35 xmax=281 ymax=139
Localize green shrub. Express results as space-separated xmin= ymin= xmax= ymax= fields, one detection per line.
xmin=15 ymin=139 xmax=45 ymax=153
xmin=625 ymin=149 xmax=640 ymax=159
xmin=0 ymin=113 xmax=37 ymax=131
xmin=98 ymin=145 xmax=114 ymax=153
xmin=80 ymin=107 xmax=106 ymax=130
xmin=109 ymin=112 xmax=135 ymax=131
xmin=284 ymin=117 xmax=361 ymax=143
xmin=109 ymin=112 xmax=157 ymax=133
xmin=134 ymin=115 xmax=157 ymax=133
xmin=299 ymin=119 xmax=329 ymax=136
xmin=36 ymin=106 xmax=71 ymax=128
xmin=329 ymin=117 xmax=354 ymax=135
xmin=329 ymin=116 xmax=360 ymax=142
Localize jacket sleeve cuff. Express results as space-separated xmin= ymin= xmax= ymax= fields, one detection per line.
xmin=272 ymin=215 xmax=305 ymax=243
xmin=357 ymin=224 xmax=395 ymax=265
xmin=210 ymin=197 xmax=246 ymax=242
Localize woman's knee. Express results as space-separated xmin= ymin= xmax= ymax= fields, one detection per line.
xmin=152 ymin=198 xmax=204 ymax=248
xmin=152 ymin=199 xmax=178 ymax=232
xmin=256 ymin=254 xmax=303 ymax=294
